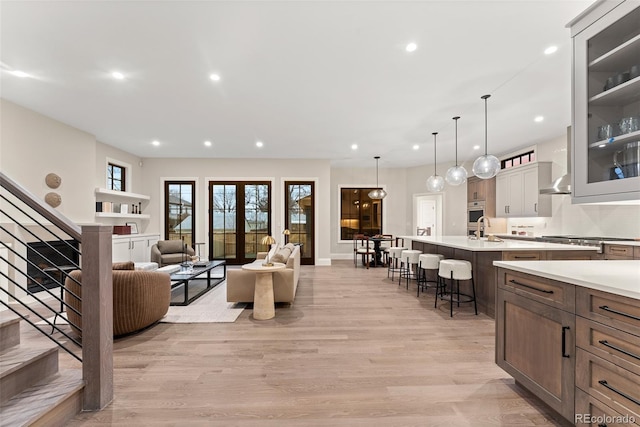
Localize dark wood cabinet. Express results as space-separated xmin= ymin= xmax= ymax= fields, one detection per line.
xmin=496 ymin=273 xmax=576 ymax=421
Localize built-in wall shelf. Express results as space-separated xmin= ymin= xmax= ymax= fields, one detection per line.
xmin=95 ymin=188 xmax=151 ymax=219
xmin=95 ymin=212 xmax=150 ymax=220
xmin=94 ymin=188 xmax=150 ymax=201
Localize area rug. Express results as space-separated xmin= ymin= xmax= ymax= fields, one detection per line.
xmin=160 ymin=281 xmax=246 ymax=323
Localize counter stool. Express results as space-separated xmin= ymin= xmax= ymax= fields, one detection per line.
xmin=416 ymin=254 xmax=444 ymax=297
xmin=399 ymin=249 xmax=422 ymax=290
xmin=387 ymin=246 xmax=407 ymax=280
xmin=437 ymin=259 xmax=477 ymax=317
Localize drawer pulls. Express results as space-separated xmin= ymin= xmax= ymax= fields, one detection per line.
xmin=597 ymin=380 xmax=640 ymax=406
xmin=562 ymin=326 xmax=570 ymax=358
xmin=599 ymin=305 xmax=640 ymax=322
xmin=512 ymin=255 xmax=538 ymax=259
xmin=508 ymin=279 xmax=554 ymax=294
xmin=598 ymin=340 xmax=640 ymax=361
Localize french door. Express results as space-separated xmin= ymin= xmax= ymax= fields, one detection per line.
xmin=209 ymin=181 xmax=271 ymax=265
xmin=285 ymin=181 xmax=314 ymax=265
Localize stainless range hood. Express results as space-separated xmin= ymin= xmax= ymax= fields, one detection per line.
xmin=540 ymin=126 xmax=572 ymax=195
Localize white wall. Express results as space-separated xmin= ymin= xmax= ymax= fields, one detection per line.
xmin=330 ymin=166 xmax=408 ymax=258
xmin=140 ymin=157 xmax=332 ymax=265
xmin=506 ymin=134 xmax=640 ymax=238
xmin=95 ymin=141 xmax=144 ymax=194
xmin=405 ymin=160 xmax=469 ymax=237
xmin=1 ymin=99 xmax=96 ymax=223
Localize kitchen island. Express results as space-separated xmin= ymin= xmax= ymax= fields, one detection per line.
xmin=493 ymin=260 xmax=640 ymax=424
xmin=400 ymin=235 xmax=600 ymax=318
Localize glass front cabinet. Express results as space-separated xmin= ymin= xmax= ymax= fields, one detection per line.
xmin=570 ymin=0 xmax=640 ymax=203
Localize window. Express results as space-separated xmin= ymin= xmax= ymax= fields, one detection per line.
xmin=107 ymin=163 xmax=126 ymax=191
xmin=340 ymin=188 xmax=383 ymax=240
xmin=165 ymin=181 xmax=195 ymax=248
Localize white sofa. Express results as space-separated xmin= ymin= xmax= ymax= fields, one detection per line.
xmin=226 ymin=243 xmax=301 ymax=303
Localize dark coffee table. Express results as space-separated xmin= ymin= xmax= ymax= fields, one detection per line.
xmin=169 ymin=260 xmax=226 ymax=306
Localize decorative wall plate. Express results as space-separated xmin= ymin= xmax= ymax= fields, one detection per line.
xmin=45 ymin=192 xmax=62 ymax=208
xmin=45 ymin=173 xmax=62 ymax=189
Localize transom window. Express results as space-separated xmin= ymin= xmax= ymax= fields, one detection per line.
xmin=107 ymin=163 xmax=126 ymax=191
xmin=340 ymin=188 xmax=383 ymax=240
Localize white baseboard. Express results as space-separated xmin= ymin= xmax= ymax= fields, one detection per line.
xmin=316 ymin=258 xmax=332 ymax=266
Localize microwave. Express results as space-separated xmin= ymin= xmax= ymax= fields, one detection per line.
xmin=467 ymin=201 xmax=485 ymax=226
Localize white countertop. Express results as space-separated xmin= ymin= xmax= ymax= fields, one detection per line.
xmin=603 ymin=240 xmax=640 ymax=247
xmin=400 ymin=236 xmax=599 ymax=252
xmin=494 ymin=260 xmax=640 ymax=300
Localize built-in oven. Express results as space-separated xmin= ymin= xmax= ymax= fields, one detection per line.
xmin=467 ymin=201 xmax=485 ymax=228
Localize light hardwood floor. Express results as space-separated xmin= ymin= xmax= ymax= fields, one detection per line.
xmin=64 ymin=261 xmax=566 ymax=426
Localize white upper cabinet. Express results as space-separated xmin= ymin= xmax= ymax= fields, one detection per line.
xmin=496 ymin=163 xmax=552 ymax=218
xmin=570 ymin=0 xmax=640 ymax=203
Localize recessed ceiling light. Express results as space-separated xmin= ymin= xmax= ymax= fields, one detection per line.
xmin=413 ymin=144 xmax=420 ymax=150
xmin=473 ymin=145 xmax=480 ymax=150
xmin=544 ymin=46 xmax=558 ymax=55
xmin=210 ymin=74 xmax=221 ymax=81
xmin=256 ymin=141 xmax=264 ymax=148
xmin=204 ymin=140 xmax=212 ymax=147
xmin=598 ymin=144 xmax=606 ymax=148
xmin=151 ymin=140 xmax=160 ymax=146
xmin=112 ymin=71 xmax=125 ymax=80
xmin=405 ymin=42 xmax=417 ymax=52
xmin=10 ymin=70 xmax=31 ymax=78
xmin=534 ymin=116 xmax=544 ymax=122
xmin=351 ymin=144 xmax=358 ymax=150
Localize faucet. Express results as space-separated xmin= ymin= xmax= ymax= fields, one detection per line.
xmin=475 ymin=216 xmax=491 ymax=239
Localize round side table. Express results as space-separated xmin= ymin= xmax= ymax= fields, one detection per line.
xmin=241 ymin=262 xmax=286 ymax=320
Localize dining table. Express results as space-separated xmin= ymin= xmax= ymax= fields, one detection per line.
xmin=369 ymin=236 xmax=394 ymax=267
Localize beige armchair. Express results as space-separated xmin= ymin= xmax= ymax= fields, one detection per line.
xmin=150 ymin=239 xmax=195 ymax=267
xmin=65 ymin=262 xmax=171 ymax=337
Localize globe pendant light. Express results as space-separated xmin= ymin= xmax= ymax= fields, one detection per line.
xmin=472 ymin=94 xmax=501 ymax=179
xmin=368 ymin=156 xmax=387 ymax=199
xmin=426 ymin=132 xmax=445 ymax=192
xmin=445 ymin=116 xmax=468 ymax=186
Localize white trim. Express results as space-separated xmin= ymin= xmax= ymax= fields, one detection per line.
xmin=336 ymin=184 xmax=387 ymax=244
xmin=280 ymin=177 xmax=320 ymax=265
xmin=412 ymin=193 xmax=443 ymax=237
xmin=105 ymin=156 xmax=132 ymax=192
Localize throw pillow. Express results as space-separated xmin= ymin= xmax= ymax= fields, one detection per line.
xmin=284 ymin=243 xmax=295 ymax=251
xmin=112 ymin=261 xmax=135 ymax=270
xmin=267 ymin=243 xmax=279 ymax=262
xmin=271 ymin=247 xmax=292 ymax=264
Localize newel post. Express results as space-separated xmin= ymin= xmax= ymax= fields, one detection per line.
xmin=81 ymin=225 xmax=113 ymax=410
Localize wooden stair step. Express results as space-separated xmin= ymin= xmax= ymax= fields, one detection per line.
xmin=0 ymin=369 xmax=84 ymax=427
xmin=0 ymin=343 xmax=58 ymax=403
xmin=0 ymin=315 xmax=21 ymax=351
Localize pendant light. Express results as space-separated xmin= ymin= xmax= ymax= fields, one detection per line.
xmin=426 ymin=132 xmax=445 ymax=192
xmin=445 ymin=116 xmax=468 ymax=186
xmin=472 ymin=94 xmax=501 ymax=179
xmin=368 ymin=156 xmax=387 ymax=199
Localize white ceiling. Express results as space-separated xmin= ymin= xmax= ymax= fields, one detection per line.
xmin=0 ymin=0 xmax=592 ymax=168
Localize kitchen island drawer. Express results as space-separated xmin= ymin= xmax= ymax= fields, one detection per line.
xmin=576 ymin=317 xmax=640 ymax=376
xmin=576 ymin=349 xmax=640 ymax=421
xmin=575 ymin=387 xmax=639 ymax=426
xmin=498 ymin=269 xmax=575 ymax=311
xmin=605 ymin=245 xmax=634 ymax=258
xmin=502 ymin=251 xmax=541 ymax=261
xmin=577 ymin=288 xmax=640 ymax=337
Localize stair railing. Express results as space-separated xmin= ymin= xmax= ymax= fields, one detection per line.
xmin=0 ymin=171 xmax=113 ymax=410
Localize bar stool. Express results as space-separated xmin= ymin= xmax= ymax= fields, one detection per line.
xmin=387 ymin=246 xmax=407 ymax=280
xmin=437 ymin=259 xmax=477 ymax=317
xmin=399 ymin=249 xmax=422 ymax=290
xmin=416 ymin=254 xmax=444 ymax=297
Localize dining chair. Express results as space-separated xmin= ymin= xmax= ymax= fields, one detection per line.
xmin=353 ymin=234 xmax=374 ymax=269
